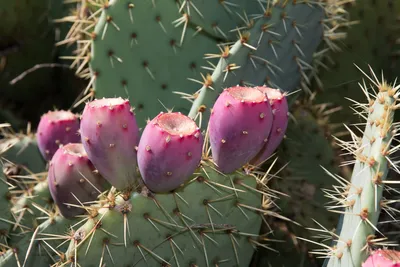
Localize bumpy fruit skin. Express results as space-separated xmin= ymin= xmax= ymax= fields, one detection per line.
xmin=36 ymin=110 xmax=80 ymax=160
xmin=362 ymin=249 xmax=400 ymax=267
xmin=209 ymin=86 xmax=273 ymax=173
xmin=137 ymin=112 xmax=203 ymax=192
xmin=48 ymin=143 xmax=108 ymax=218
xmin=80 ymin=98 xmax=140 ymax=191
xmin=251 ymin=87 xmax=288 ymax=165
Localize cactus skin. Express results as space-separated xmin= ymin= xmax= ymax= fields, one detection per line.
xmin=0 ymin=133 xmax=46 ymax=175
xmin=319 ymin=71 xmax=399 ymax=267
xmin=10 ymin=179 xmax=52 ymax=232
xmin=362 ymin=249 xmax=400 ymax=267
xmin=0 ymin=215 xmax=80 ymax=267
xmin=187 ymin=0 xmax=349 ymax=126
xmin=80 ymin=97 xmax=140 ymax=191
xmin=36 ymin=110 xmax=81 ymax=161
xmin=61 ymin=0 xmax=349 ymax=128
xmin=137 ymin=112 xmax=203 ymax=193
xmin=59 ymin=162 xmax=263 ymax=267
xmin=48 ymin=143 xmax=108 ymax=218
xmin=251 ymin=87 xmax=288 ymax=165
xmin=209 ymin=86 xmax=272 ymax=173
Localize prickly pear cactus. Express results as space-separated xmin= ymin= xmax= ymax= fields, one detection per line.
xmin=34 ymin=86 xmax=288 ymax=266
xmin=60 ymin=0 xmax=350 ymax=127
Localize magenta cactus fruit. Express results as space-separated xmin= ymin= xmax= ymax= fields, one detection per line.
xmin=137 ymin=112 xmax=203 ymax=193
xmin=362 ymin=249 xmax=400 ymax=267
xmin=48 ymin=143 xmax=108 ymax=218
xmin=36 ymin=110 xmax=80 ymax=161
xmin=80 ymin=97 xmax=140 ymax=191
xmin=209 ymin=86 xmax=273 ymax=173
xmin=251 ymin=87 xmax=288 ymax=165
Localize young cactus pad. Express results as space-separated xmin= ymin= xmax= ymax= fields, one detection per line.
xmin=137 ymin=112 xmax=203 ymax=193
xmin=36 ymin=110 xmax=81 ymax=161
xmin=304 ymin=68 xmax=400 ymax=266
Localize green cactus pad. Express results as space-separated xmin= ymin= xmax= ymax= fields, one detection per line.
xmin=10 ymin=180 xmax=53 ymax=233
xmin=173 ymin=0 xmax=260 ymax=41
xmin=57 ymin=161 xmax=268 ymax=266
xmin=89 ymin=0 xmax=218 ymax=125
xmin=61 ymin=0 xmax=349 ymax=128
xmin=0 ymin=214 xmax=79 ymax=267
xmin=0 ymin=131 xmax=46 ymax=175
xmin=301 ymin=68 xmax=400 ymax=266
xmin=187 ymin=0 xmax=348 ymax=125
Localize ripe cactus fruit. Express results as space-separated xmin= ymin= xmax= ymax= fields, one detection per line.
xmin=137 ymin=112 xmax=203 ymax=192
xmin=80 ymin=97 xmax=140 ymax=191
xmin=36 ymin=110 xmax=80 ymax=161
xmin=251 ymin=87 xmax=289 ymax=165
xmin=48 ymin=143 xmax=108 ymax=218
xmin=209 ymin=86 xmax=272 ymax=173
xmin=362 ymin=249 xmax=400 ymax=267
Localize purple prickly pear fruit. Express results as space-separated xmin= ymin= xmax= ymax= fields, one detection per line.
xmin=137 ymin=112 xmax=203 ymax=193
xmin=80 ymin=98 xmax=140 ymax=191
xmin=362 ymin=249 xmax=400 ymax=267
xmin=48 ymin=143 xmax=108 ymax=218
xmin=36 ymin=110 xmax=80 ymax=161
xmin=209 ymin=86 xmax=273 ymax=173
xmin=250 ymin=87 xmax=288 ymax=165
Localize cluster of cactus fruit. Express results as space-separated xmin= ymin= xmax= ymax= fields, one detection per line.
xmin=0 ymin=85 xmax=290 ymax=266
xmin=2 ymin=69 xmax=400 ymax=266
xmin=2 ymin=0 xmax=400 ymax=266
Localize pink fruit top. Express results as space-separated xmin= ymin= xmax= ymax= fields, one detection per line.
xmin=208 ymin=86 xmax=273 ymax=173
xmin=36 ymin=110 xmax=81 ymax=161
xmin=137 ymin=112 xmax=203 ymax=193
